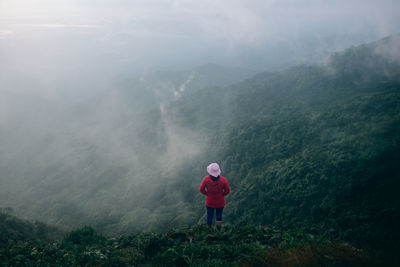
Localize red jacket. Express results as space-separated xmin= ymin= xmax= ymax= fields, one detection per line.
xmin=199 ymin=176 xmax=230 ymax=208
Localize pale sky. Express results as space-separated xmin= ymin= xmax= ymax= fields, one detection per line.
xmin=1 ymin=0 xmax=399 ymax=72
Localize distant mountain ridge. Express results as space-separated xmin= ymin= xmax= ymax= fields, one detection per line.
xmin=116 ymin=63 xmax=257 ymax=113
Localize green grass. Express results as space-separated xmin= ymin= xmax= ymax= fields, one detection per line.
xmin=1 ymin=224 xmax=373 ymax=266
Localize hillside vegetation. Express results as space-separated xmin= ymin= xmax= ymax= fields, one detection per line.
xmin=1 ymin=213 xmax=373 ymax=266
xmin=1 ymin=35 xmax=399 ymax=265
xmin=150 ymin=35 xmax=400 ymax=246
xmin=0 ymin=209 xmax=65 ymax=246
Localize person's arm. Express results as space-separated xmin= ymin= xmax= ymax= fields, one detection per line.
xmin=223 ymin=179 xmax=230 ymax=196
xmin=199 ymin=178 xmax=207 ymax=195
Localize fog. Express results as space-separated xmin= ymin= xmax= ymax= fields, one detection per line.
xmin=2 ymin=0 xmax=399 ymax=73
xmin=1 ymin=0 xmax=400 ymax=233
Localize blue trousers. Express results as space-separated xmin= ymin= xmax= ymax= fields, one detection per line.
xmin=206 ymin=206 xmax=224 ymax=225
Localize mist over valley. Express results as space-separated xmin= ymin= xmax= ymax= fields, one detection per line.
xmin=1 ymin=1 xmax=400 ymax=265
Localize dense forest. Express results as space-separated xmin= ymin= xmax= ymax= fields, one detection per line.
xmin=1 ymin=35 xmax=400 ymax=265
xmin=133 ymin=34 xmax=400 ymax=245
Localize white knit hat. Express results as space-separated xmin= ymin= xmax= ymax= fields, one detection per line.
xmin=207 ymin=163 xmax=221 ymax=177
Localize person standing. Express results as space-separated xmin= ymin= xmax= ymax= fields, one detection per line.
xmin=199 ymin=163 xmax=230 ymax=231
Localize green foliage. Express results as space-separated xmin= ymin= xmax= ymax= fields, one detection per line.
xmin=162 ymin=35 xmax=400 ymax=249
xmin=243 ymin=242 xmax=371 ymax=267
xmin=1 ymin=224 xmax=373 ymax=266
xmin=0 ymin=211 xmax=65 ymax=246
xmin=63 ymin=226 xmax=106 ymax=246
xmin=1 ymin=35 xmax=400 ymax=265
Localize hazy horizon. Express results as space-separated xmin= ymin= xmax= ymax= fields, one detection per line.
xmin=1 ymin=0 xmax=399 ymax=74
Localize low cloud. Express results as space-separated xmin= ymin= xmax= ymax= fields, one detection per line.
xmin=16 ymin=23 xmax=102 ymax=28
xmin=0 ymin=30 xmax=14 ymax=35
xmin=374 ymin=34 xmax=400 ymax=63
xmin=0 ymin=30 xmax=14 ymax=38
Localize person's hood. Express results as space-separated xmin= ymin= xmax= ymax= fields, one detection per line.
xmin=207 ymin=163 xmax=221 ymax=177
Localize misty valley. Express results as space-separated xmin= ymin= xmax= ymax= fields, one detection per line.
xmin=1 ymin=29 xmax=400 ymax=266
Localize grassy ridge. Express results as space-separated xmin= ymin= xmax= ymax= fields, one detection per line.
xmin=1 ymin=223 xmax=373 ymax=266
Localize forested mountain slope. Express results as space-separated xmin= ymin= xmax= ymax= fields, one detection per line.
xmin=0 ymin=64 xmax=255 ymax=232
xmin=3 ymin=33 xmax=399 ymax=264
xmin=1 ymin=35 xmax=399 ymax=253
xmin=160 ymin=35 xmax=400 ymax=246
xmin=0 ymin=209 xmax=65 ymax=246
xmin=114 ymin=63 xmax=256 ymax=113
